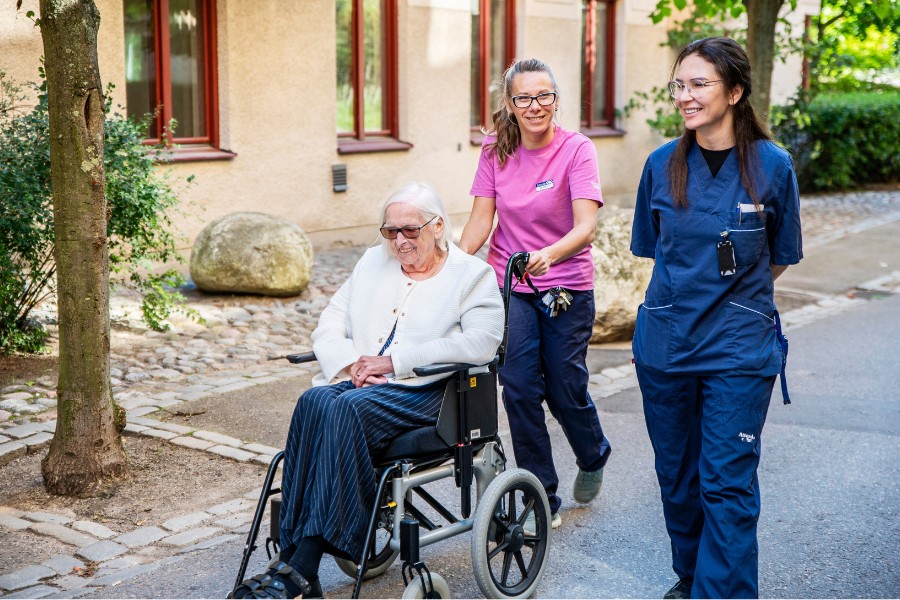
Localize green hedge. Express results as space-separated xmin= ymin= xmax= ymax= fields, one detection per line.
xmin=773 ymin=91 xmax=900 ymax=192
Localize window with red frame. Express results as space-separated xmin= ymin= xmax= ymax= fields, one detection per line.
xmin=123 ymin=0 xmax=219 ymax=149
xmin=581 ymin=0 xmax=617 ymax=132
xmin=471 ymin=0 xmax=516 ymax=133
xmin=336 ymin=0 xmax=403 ymax=152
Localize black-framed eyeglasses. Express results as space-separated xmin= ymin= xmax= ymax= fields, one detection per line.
xmin=510 ymin=92 xmax=557 ymax=109
xmin=380 ymin=216 xmax=437 ymax=240
xmin=667 ymin=79 xmax=723 ymax=98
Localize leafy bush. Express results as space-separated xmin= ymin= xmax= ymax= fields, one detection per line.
xmin=0 ymin=70 xmax=193 ymax=354
xmin=773 ymin=90 xmax=900 ymax=192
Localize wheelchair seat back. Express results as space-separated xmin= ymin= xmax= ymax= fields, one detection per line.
xmin=376 ymin=367 xmax=498 ymax=464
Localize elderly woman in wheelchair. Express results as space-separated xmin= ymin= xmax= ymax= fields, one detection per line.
xmin=230 ymin=182 xmax=551 ymax=599
xmin=232 ymin=184 xmax=553 ymax=599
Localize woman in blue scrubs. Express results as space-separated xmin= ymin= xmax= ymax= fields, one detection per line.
xmin=630 ymin=37 xmax=802 ymax=599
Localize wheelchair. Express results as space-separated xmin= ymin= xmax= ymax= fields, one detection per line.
xmin=231 ymin=252 xmax=552 ymax=599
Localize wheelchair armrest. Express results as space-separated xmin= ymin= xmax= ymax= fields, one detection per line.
xmin=412 ymin=356 xmax=499 ymax=377
xmin=413 ymin=363 xmax=476 ymax=376
xmin=286 ymin=352 xmax=317 ymax=364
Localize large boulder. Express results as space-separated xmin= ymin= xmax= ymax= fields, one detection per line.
xmin=591 ymin=207 xmax=653 ymax=343
xmin=190 ymin=212 xmax=313 ymax=296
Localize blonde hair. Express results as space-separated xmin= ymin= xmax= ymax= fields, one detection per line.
xmin=377 ymin=182 xmax=452 ymax=254
xmin=485 ymin=58 xmax=559 ymax=167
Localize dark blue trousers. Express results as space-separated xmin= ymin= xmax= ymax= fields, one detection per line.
xmin=279 ymin=380 xmax=445 ymax=561
xmin=499 ymin=290 xmax=611 ymax=514
xmin=636 ymin=365 xmax=776 ymax=599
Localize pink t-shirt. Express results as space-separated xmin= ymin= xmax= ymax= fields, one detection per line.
xmin=470 ymin=126 xmax=603 ymax=291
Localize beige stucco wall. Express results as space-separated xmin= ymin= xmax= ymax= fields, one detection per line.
xmin=771 ymin=0 xmax=820 ymax=105
xmin=0 ymin=0 xmax=813 ymax=255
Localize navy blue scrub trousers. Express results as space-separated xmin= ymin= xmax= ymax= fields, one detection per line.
xmin=636 ymin=364 xmax=776 ymax=599
xmin=499 ymin=290 xmax=611 ymax=514
xmin=279 ymin=380 xmax=445 ymax=562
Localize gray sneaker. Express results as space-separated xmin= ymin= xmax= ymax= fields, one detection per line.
xmin=572 ymin=467 xmax=604 ymax=503
xmin=523 ymin=510 xmax=562 ymax=534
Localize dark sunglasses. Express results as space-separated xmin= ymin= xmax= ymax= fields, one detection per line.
xmin=379 ymin=216 xmax=437 ymax=240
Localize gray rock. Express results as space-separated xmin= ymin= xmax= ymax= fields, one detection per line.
xmin=5 ymin=584 xmax=57 ymax=598
xmin=159 ymin=526 xmax=222 ymax=546
xmin=161 ymin=511 xmax=210 ymax=532
xmin=75 ymin=540 xmax=128 ymax=562
xmin=0 ymin=441 xmax=26 ymax=466
xmin=115 ymin=526 xmax=168 ymax=548
xmin=190 ymin=212 xmax=314 ymax=296
xmin=24 ymin=511 xmax=73 ymax=524
xmin=43 ymin=554 xmax=86 ymax=575
xmin=70 ymin=520 xmax=117 ymax=539
xmin=0 ymin=565 xmax=56 ymax=591
xmin=0 ymin=398 xmax=31 ymax=412
xmin=28 ymin=522 xmax=97 ymax=547
xmin=591 ymin=207 xmax=653 ymax=343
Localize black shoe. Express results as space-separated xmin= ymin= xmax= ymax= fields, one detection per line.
xmin=228 ymin=560 xmax=317 ymax=599
xmin=663 ymin=577 xmax=693 ymax=599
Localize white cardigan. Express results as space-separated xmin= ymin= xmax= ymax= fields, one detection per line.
xmin=311 ymin=244 xmax=505 ymax=386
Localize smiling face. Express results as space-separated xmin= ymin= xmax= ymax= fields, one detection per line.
xmin=508 ymin=70 xmax=559 ymax=149
xmin=383 ymin=202 xmax=443 ymax=273
xmin=673 ymin=53 xmax=743 ymax=149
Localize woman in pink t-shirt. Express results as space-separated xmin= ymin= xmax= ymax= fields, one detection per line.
xmin=459 ymin=58 xmax=612 ymax=528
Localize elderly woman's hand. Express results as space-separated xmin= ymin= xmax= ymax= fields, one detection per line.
xmin=349 ymin=355 xmax=395 ymax=388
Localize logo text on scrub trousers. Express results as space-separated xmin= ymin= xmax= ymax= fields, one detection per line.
xmin=738 ymin=432 xmax=756 ymax=443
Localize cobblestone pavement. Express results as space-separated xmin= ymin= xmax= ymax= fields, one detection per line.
xmin=0 ymin=188 xmax=898 ymax=598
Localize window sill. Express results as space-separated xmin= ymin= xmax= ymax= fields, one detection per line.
xmin=154 ymin=145 xmax=238 ymax=163
xmin=337 ymin=137 xmax=413 ymax=155
xmin=581 ymin=125 xmax=626 ymax=139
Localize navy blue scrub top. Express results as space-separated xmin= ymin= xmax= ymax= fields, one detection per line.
xmin=630 ymin=139 xmax=803 ymax=376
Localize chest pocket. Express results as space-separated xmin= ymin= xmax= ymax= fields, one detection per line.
xmin=727 ymin=211 xmax=767 ymax=266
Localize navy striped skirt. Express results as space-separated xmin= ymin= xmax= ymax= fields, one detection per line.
xmin=279 ymin=379 xmax=446 ymax=560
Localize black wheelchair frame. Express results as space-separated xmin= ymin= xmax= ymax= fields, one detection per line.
xmin=231 ymin=252 xmax=552 ymax=599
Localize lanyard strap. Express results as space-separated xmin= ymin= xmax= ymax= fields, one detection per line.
xmin=377 ymin=320 xmax=398 ymax=356
xmin=774 ymin=309 xmax=791 ymax=404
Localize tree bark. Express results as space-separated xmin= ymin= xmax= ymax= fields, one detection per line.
xmin=39 ymin=0 xmax=127 ymax=495
xmin=744 ymin=0 xmax=785 ymax=124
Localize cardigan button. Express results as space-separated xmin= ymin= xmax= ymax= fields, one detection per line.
xmin=378 ymin=337 xmax=383 ymax=343
xmin=392 ymin=308 xmax=398 ymax=314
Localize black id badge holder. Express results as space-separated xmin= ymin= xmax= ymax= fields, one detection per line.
xmin=717 ymin=231 xmax=736 ymax=277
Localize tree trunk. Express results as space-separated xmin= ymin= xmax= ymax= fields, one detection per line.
xmin=744 ymin=0 xmax=785 ymax=124
xmin=39 ymin=0 xmax=127 ymax=496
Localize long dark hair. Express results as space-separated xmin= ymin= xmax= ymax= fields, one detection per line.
xmin=485 ymin=58 xmax=559 ymax=167
xmin=668 ymin=37 xmax=771 ymax=208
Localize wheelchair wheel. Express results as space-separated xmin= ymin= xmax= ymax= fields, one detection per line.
xmin=333 ymin=488 xmax=399 ymax=580
xmin=471 ymin=468 xmax=551 ymax=599
xmin=401 ymin=572 xmax=451 ymax=599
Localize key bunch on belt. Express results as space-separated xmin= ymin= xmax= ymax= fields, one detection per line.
xmin=541 ymin=287 xmax=573 ymax=317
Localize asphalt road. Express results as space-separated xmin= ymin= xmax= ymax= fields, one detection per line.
xmin=83 ymin=219 xmax=900 ymax=599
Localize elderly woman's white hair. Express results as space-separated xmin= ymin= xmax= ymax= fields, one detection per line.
xmin=377 ymin=182 xmax=453 ymax=254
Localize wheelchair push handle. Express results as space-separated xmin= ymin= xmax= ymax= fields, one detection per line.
xmin=498 ymin=252 xmax=541 ymax=366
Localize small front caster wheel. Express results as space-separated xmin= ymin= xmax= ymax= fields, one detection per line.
xmin=401 ymin=572 xmax=451 ymax=599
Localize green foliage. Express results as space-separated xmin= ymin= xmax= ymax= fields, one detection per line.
xmin=0 ymin=70 xmax=194 ymax=355
xmin=808 ymin=0 xmax=900 ymax=93
xmin=773 ymin=91 xmax=900 ymax=191
xmin=621 ymin=87 xmax=684 ymax=139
